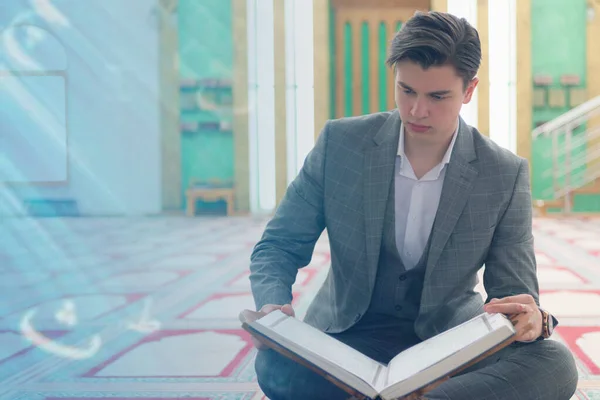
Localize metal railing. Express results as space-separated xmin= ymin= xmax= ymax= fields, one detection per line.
xmin=532 ymin=95 xmax=600 ymax=213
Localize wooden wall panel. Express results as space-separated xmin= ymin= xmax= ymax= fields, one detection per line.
xmin=477 ymin=0 xmax=490 ymax=137
xmin=516 ymin=0 xmax=532 ymax=164
xmin=232 ymin=0 xmax=250 ymax=213
xmin=587 ymin=0 xmax=600 ymax=171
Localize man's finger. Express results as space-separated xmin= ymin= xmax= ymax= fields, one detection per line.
xmin=487 ymin=294 xmax=535 ymax=305
xmin=280 ymin=304 xmax=295 ymax=317
xmin=239 ymin=309 xmax=264 ymax=324
xmin=511 ymin=317 xmax=525 ymax=339
xmin=514 ymin=325 xmax=537 ymax=342
xmin=239 ymin=305 xmax=284 ymax=326
xmin=260 ymin=304 xmax=283 ymax=314
xmin=241 ymin=304 xmax=296 ymax=350
xmin=512 ymin=316 xmax=537 ymax=341
xmin=484 ymin=303 xmax=531 ymax=315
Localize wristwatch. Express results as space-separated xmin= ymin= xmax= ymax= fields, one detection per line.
xmin=538 ymin=307 xmax=557 ymax=339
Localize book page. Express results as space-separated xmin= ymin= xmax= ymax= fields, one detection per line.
xmin=386 ymin=315 xmax=495 ymax=385
xmin=256 ymin=311 xmax=382 ymax=386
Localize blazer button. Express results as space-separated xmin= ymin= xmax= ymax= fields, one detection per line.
xmin=399 ymin=274 xmax=407 ymax=281
xmin=395 ymin=305 xmax=403 ymax=311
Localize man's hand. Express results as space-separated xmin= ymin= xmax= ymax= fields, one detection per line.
xmin=239 ymin=304 xmax=295 ymax=350
xmin=483 ymin=294 xmax=542 ymax=342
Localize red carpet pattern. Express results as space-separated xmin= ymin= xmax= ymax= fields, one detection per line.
xmin=0 ymin=216 xmax=598 ymax=399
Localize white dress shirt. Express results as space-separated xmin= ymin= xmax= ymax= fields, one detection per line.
xmin=395 ymin=121 xmax=459 ymax=269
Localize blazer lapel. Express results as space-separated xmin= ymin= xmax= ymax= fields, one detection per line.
xmin=424 ymin=118 xmax=479 ymax=281
xmin=364 ymin=110 xmax=401 ymax=285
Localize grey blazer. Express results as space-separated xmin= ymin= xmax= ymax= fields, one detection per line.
xmin=249 ymin=109 xmax=539 ymax=340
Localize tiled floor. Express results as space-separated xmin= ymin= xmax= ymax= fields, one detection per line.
xmin=0 ymin=216 xmax=599 ymax=399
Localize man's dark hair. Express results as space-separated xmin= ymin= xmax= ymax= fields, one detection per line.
xmin=387 ymin=11 xmax=481 ymax=88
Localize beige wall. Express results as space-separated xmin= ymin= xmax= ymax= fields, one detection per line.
xmin=516 ymin=0 xmax=532 ymax=164
xmin=232 ymin=0 xmax=250 ymax=213
xmin=313 ymin=0 xmax=331 ymax=139
xmin=430 ymin=0 xmax=447 ymax=12
xmin=274 ymin=0 xmax=288 ymax=205
xmin=477 ymin=0 xmax=489 ymax=137
xmin=588 ymin=0 xmax=600 ymax=170
xmin=431 ymin=0 xmax=448 ymax=12
xmin=159 ymin=0 xmax=181 ymax=210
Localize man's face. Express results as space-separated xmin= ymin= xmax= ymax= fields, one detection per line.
xmin=394 ymin=60 xmax=478 ymax=145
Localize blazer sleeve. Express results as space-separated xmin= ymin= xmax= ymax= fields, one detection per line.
xmin=248 ymin=122 xmax=329 ymax=310
xmin=482 ymin=158 xmax=540 ymax=305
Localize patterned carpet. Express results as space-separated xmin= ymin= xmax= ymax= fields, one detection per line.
xmin=0 ymin=215 xmax=599 ymax=399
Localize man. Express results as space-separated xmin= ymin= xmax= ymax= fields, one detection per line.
xmin=242 ymin=11 xmax=578 ymax=400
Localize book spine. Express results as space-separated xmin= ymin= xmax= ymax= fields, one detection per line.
xmin=482 ymin=314 xmax=493 ymax=332
xmin=373 ymin=364 xmax=384 ymax=391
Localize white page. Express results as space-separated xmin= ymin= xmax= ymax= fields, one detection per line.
xmin=386 ymin=315 xmax=492 ymax=385
xmin=257 ymin=311 xmax=382 ymax=385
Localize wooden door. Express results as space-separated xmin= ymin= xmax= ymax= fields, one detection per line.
xmin=332 ymin=0 xmax=430 ymax=118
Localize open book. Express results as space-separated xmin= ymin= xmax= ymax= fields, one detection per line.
xmin=242 ymin=310 xmax=516 ymax=400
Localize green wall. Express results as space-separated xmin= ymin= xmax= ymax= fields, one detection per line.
xmin=178 ymin=0 xmax=234 ymax=211
xmin=531 ymin=0 xmax=599 ymax=211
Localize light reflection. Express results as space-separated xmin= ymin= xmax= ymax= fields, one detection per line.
xmin=30 ymin=0 xmax=70 ymax=28
xmin=20 ymin=307 xmax=103 ymax=360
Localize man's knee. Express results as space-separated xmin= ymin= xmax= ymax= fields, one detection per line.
xmin=254 ymin=349 xmax=351 ymax=400
xmin=537 ymin=340 xmax=578 ymax=398
xmin=425 ymin=339 xmax=579 ymax=400
xmin=255 ymin=349 xmax=291 ymax=399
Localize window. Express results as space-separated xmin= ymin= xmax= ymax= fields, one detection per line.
xmin=246 ymin=0 xmax=315 ymax=214
xmin=285 ymin=0 xmax=315 ymax=185
xmin=247 ymin=0 xmax=276 ymax=213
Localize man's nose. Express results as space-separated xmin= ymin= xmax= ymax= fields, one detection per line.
xmin=410 ymin=98 xmax=428 ymax=118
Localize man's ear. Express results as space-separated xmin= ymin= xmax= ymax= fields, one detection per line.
xmin=463 ymin=77 xmax=479 ymax=104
